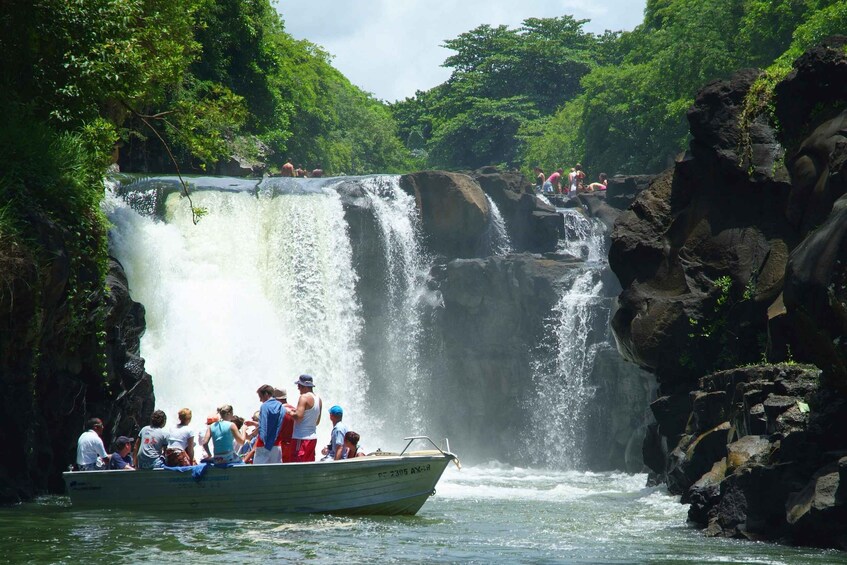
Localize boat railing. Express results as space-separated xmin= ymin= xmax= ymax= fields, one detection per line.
xmin=399 ymin=436 xmax=451 ymax=457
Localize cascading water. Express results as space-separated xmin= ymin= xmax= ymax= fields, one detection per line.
xmin=559 ymin=207 xmax=606 ymax=262
xmin=527 ymin=209 xmax=609 ymax=468
xmin=106 ymin=174 xmax=610 ymax=464
xmin=483 ymin=195 xmax=512 ymax=255
xmin=353 ymin=175 xmax=433 ymax=434
xmin=105 ymin=175 xmax=431 ymax=447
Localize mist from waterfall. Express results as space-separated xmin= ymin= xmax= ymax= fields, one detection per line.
xmin=105 ymin=176 xmax=430 ymax=449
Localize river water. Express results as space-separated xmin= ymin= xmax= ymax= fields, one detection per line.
xmin=1 ymin=466 xmax=841 ymax=564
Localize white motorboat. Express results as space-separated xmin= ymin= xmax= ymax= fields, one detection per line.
xmin=63 ymin=436 xmax=458 ymax=516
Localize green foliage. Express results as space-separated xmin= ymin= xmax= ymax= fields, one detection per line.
xmin=164 ymin=80 xmax=249 ymax=169
xmin=0 ymin=0 xmax=205 ymax=126
xmin=400 ymin=1 xmax=841 ymax=175
xmin=518 ymin=99 xmax=585 ymax=176
xmin=323 ymin=81 xmax=415 ymax=174
xmin=736 ymin=2 xmax=847 ymax=167
xmin=685 ymin=275 xmax=759 ymax=373
xmin=774 ymin=1 xmax=847 ymax=66
xmin=429 ymin=96 xmax=540 ymax=169
xmin=396 ymin=16 xmax=600 ymax=170
xmin=0 ymin=104 xmax=110 ymax=353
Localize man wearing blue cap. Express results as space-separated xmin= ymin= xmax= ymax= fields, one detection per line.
xmin=321 ymin=405 xmax=348 ymax=461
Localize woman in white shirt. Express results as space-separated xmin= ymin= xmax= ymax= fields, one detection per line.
xmin=165 ymin=408 xmax=195 ymax=466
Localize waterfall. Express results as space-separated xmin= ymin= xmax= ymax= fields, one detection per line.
xmin=526 ymin=209 xmax=609 ymax=469
xmin=353 ymin=175 xmax=432 ymax=435
xmin=484 ymin=195 xmax=512 ymax=255
xmin=107 ymin=185 xmax=367 ymax=431
xmin=105 ymin=174 xmax=614 ymax=466
xmin=559 ymin=208 xmax=605 ymax=262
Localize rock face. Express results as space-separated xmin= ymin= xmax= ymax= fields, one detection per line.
xmin=423 ymin=252 xmax=655 ymax=466
xmin=431 ymin=253 xmax=577 ymax=458
xmin=471 ymin=169 xmax=563 ymax=252
xmin=400 ymin=170 xmax=492 ymax=258
xmin=0 ymin=210 xmax=153 ymax=503
xmin=609 ymin=39 xmax=847 ymax=548
xmin=584 ymin=344 xmax=657 ymax=472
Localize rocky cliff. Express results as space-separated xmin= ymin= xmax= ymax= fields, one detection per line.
xmin=0 ymin=210 xmax=153 ymax=504
xmin=609 ymin=37 xmax=847 ymax=548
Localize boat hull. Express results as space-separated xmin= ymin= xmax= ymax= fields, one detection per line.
xmin=63 ymin=453 xmax=454 ymax=516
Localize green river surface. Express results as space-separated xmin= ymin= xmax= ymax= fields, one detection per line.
xmin=0 ymin=465 xmax=842 ymax=564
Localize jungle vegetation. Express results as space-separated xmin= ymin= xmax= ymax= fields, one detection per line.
xmin=393 ymin=0 xmax=847 ymax=177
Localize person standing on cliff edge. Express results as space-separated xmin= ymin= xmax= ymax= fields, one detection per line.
xmin=281 ymin=158 xmax=295 ymax=177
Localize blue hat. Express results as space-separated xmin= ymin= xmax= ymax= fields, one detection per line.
xmin=294 ymin=374 xmax=315 ymax=388
xmin=329 ymin=405 xmax=343 ymax=416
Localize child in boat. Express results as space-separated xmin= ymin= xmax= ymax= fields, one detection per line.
xmin=240 ymin=411 xmax=260 ymax=463
xmin=341 ymin=431 xmax=366 ymax=459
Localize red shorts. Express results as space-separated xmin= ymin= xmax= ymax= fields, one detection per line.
xmin=294 ymin=439 xmax=317 ymax=462
xmin=281 ymin=441 xmax=295 ymax=463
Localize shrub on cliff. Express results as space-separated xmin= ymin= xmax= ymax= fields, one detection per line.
xmin=0 ymin=104 xmax=109 ymax=353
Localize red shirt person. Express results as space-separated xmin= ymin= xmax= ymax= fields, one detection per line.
xmin=273 ymin=388 xmax=296 ymax=463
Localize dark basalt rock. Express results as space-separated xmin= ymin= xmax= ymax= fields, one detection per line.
xmin=783 ymin=187 xmax=847 ymax=392
xmin=608 ymin=39 xmax=847 ymax=547
xmin=0 ymin=216 xmax=153 ymax=504
xmin=775 ymin=36 xmax=847 ymax=148
xmin=605 ymin=175 xmax=654 ymax=211
xmin=431 ymin=253 xmax=576 ymax=460
xmin=399 ymin=170 xmax=491 ymax=258
xmin=584 ymin=344 xmax=656 ymax=472
xmin=471 ymin=169 xmax=563 ymax=253
xmin=786 ymin=459 xmax=847 ymax=549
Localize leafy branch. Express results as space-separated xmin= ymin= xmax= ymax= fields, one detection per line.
xmin=121 ymin=102 xmax=207 ymax=224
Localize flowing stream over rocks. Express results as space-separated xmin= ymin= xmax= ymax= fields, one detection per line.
xmin=484 ymin=193 xmax=513 ymax=255
xmin=528 ymin=210 xmax=608 ymax=467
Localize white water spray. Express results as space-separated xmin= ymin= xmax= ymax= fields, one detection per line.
xmin=356 ymin=176 xmax=431 ymax=433
xmin=484 ymin=195 xmax=512 ymax=255
xmin=106 ymin=184 xmax=371 ymax=444
xmin=527 ymin=209 xmax=609 ymax=469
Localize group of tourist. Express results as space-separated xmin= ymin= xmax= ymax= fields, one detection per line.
xmin=534 ymin=163 xmax=608 ymax=196
xmin=74 ymin=374 xmax=366 ymax=471
xmin=278 ymin=158 xmax=324 ymax=178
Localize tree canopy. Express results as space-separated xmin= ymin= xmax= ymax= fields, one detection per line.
xmin=394 ymin=1 xmax=847 ymax=178
xmin=0 ymin=0 xmax=414 ymax=176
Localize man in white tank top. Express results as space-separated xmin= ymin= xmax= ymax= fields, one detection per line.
xmin=289 ymin=374 xmax=322 ymax=462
